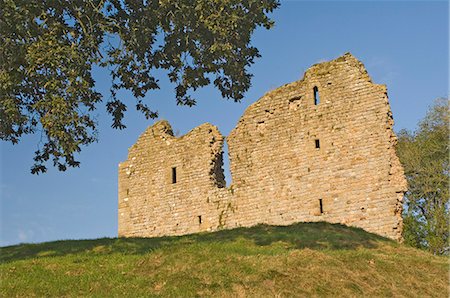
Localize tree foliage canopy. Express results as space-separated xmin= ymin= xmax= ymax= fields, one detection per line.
xmin=0 ymin=0 xmax=279 ymax=173
xmin=397 ymin=98 xmax=449 ymax=255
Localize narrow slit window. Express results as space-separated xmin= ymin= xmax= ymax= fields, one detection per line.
xmin=319 ymin=199 xmax=323 ymax=214
xmin=198 ymin=215 xmax=202 ymax=224
xmin=315 ymin=139 xmax=320 ymax=149
xmin=171 ymin=167 xmax=177 ymax=184
xmin=313 ymin=86 xmax=320 ymax=105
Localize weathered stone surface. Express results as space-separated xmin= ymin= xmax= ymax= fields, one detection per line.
xmin=118 ymin=53 xmax=407 ymax=241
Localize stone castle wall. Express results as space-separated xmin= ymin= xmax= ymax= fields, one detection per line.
xmin=118 ymin=53 xmax=407 ymax=241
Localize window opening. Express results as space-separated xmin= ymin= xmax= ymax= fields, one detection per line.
xmin=172 ymin=167 xmax=177 ymax=184
xmin=319 ymin=199 xmax=323 ymax=214
xmin=198 ymin=215 xmax=202 ymax=224
xmin=315 ymin=139 xmax=320 ymax=149
xmin=313 ymin=86 xmax=320 ymax=105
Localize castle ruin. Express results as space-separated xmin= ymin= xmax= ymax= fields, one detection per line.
xmin=118 ymin=53 xmax=407 ymax=241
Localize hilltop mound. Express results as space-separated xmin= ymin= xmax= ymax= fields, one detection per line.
xmin=1 ymin=222 xmax=448 ymax=297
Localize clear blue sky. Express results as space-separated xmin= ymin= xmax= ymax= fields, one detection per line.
xmin=1 ymin=0 xmax=448 ymax=246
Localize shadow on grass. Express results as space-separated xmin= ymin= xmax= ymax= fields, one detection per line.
xmin=0 ymin=222 xmax=392 ymax=263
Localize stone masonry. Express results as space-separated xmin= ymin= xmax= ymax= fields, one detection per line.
xmin=118 ymin=53 xmax=407 ymax=241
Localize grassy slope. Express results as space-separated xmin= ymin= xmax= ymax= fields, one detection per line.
xmin=1 ymin=222 xmax=448 ymax=297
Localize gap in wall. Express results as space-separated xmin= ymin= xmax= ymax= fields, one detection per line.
xmin=222 ymin=139 xmax=232 ymax=187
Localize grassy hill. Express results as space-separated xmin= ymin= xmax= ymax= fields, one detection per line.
xmin=1 ymin=222 xmax=448 ymax=297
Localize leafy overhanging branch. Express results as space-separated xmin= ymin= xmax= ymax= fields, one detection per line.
xmin=0 ymin=0 xmax=280 ymax=173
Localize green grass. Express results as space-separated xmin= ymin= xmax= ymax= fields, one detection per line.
xmin=1 ymin=222 xmax=448 ymax=297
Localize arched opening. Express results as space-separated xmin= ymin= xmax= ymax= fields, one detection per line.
xmin=313 ymin=86 xmax=320 ymax=105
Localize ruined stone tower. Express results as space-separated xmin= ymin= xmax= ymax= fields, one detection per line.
xmin=118 ymin=53 xmax=407 ymax=241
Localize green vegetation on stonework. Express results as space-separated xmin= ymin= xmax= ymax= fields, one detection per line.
xmin=1 ymin=222 xmax=448 ymax=297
